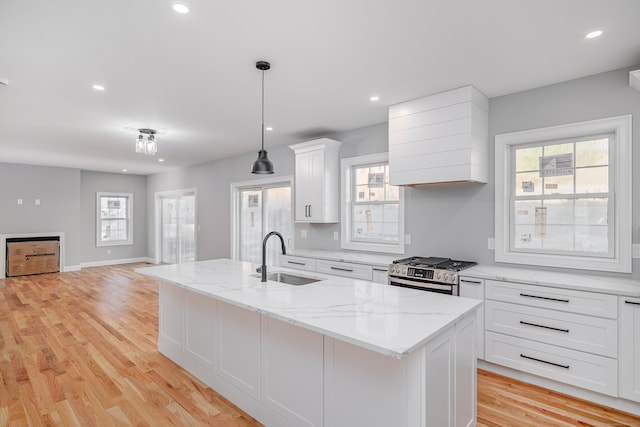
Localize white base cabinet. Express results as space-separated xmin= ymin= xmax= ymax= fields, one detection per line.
xmin=157 ymin=281 xmax=477 ymax=427
xmin=620 ymin=296 xmax=640 ymax=402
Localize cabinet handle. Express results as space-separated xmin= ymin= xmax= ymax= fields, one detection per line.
xmin=520 ymin=354 xmax=569 ymax=369
xmin=519 ymin=320 xmax=569 ymax=333
xmin=308 ymin=204 xmax=312 ymax=217
xmin=625 ymin=300 xmax=640 ymax=306
xmin=330 ymin=266 xmax=354 ymax=272
xmin=304 ymin=205 xmax=309 ymax=217
xmin=519 ymin=293 xmax=569 ymax=303
xmin=287 ymin=261 xmax=306 ymax=266
xmin=373 ymin=268 xmax=388 ymax=272
xmin=460 ymin=279 xmax=482 ymax=284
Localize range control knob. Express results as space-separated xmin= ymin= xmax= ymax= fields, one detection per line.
xmin=435 ymin=271 xmax=443 ymax=281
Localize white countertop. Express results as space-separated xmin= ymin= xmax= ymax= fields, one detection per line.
xmin=463 ymin=264 xmax=640 ymax=297
xmin=285 ymin=248 xmax=398 ymax=267
xmin=137 ymin=259 xmax=481 ymax=360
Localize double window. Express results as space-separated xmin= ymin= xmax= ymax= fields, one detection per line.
xmin=341 ymin=153 xmax=405 ymax=254
xmin=96 ymin=192 xmax=133 ymax=246
xmin=495 ymin=115 xmax=632 ymax=272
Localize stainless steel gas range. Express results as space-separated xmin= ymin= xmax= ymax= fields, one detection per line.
xmin=388 ymin=256 xmax=477 ymax=295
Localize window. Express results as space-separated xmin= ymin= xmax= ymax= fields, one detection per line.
xmin=341 ymin=153 xmax=405 ymax=254
xmin=97 ymin=192 xmax=133 ymax=246
xmin=231 ymin=176 xmax=293 ymax=266
xmin=495 ymin=115 xmax=632 ymax=272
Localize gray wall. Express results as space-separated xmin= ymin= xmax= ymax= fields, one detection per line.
xmin=146 ymin=145 xmax=295 ymax=261
xmin=80 ymin=170 xmax=148 ymax=263
xmin=0 ymin=163 xmax=82 ymax=268
xmin=147 ymin=65 xmax=639 ymax=280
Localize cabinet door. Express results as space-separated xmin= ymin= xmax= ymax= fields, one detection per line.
xmin=262 ymin=316 xmax=323 ymax=426
xmin=218 ymin=301 xmax=261 ymax=399
xmin=620 ymin=296 xmax=640 ymax=402
xmin=158 ymin=281 xmax=184 ymax=358
xmin=294 ymin=151 xmax=313 ymax=221
xmin=459 ymin=277 xmax=484 ymax=360
xmin=295 ymin=149 xmax=325 ymax=221
xmin=372 ymin=267 xmax=388 ymax=284
xmin=306 ymin=149 xmax=325 ymax=221
xmin=185 ymin=290 xmax=217 ymax=369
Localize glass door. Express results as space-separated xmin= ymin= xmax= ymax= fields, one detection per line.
xmin=237 ymin=184 xmax=292 ymax=266
xmin=159 ymin=191 xmax=196 ymax=264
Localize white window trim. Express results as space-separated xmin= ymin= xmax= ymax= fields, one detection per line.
xmin=230 ymin=175 xmax=294 ymax=260
xmin=96 ymin=192 xmax=133 ymax=247
xmin=341 ymin=152 xmax=405 ymax=254
xmin=495 ymin=115 xmax=632 ymax=273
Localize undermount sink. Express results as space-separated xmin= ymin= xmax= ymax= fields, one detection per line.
xmin=252 ymin=272 xmax=323 ymax=285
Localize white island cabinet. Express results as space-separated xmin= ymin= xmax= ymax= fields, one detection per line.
xmin=139 ymin=259 xmax=481 ymax=427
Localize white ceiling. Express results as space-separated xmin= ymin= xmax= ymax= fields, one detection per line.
xmin=1 ymin=0 xmax=639 ymax=175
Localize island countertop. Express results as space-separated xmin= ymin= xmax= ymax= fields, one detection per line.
xmin=137 ymin=258 xmax=481 ymax=359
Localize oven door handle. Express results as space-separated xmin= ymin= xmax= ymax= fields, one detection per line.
xmin=388 ymin=276 xmax=454 ymax=292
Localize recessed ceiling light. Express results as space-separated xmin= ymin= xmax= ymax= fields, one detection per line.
xmin=585 ymin=30 xmax=603 ymax=39
xmin=370 ymin=96 xmax=380 ymax=102
xmin=158 ymin=158 xmax=165 ymax=162
xmin=122 ymin=169 xmax=128 ymax=173
xmin=265 ymin=127 xmax=273 ymax=131
xmin=173 ymin=3 xmax=189 ymax=13
xmin=92 ymin=84 xmax=105 ymax=91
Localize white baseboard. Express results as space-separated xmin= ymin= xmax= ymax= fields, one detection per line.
xmin=63 ymin=265 xmax=81 ymax=272
xmin=79 ymin=257 xmax=156 ymax=268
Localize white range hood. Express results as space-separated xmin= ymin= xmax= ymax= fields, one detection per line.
xmin=388 ymin=85 xmax=489 ymax=186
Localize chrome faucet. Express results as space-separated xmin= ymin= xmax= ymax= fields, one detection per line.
xmin=260 ymin=231 xmax=287 ymax=282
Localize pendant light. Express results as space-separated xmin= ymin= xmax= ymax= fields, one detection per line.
xmin=251 ymin=60 xmax=274 ymax=174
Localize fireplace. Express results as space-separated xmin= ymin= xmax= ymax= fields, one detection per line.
xmin=1 ymin=232 xmax=65 ymax=278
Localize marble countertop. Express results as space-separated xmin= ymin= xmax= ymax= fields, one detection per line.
xmin=285 ymin=248 xmax=398 ymax=267
xmin=462 ymin=264 xmax=640 ymax=297
xmin=137 ymin=259 xmax=481 ymax=359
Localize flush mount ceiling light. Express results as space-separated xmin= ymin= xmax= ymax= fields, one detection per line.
xmin=251 ymin=60 xmax=274 ymax=174
xmin=136 ymin=128 xmax=158 ymax=156
xmin=92 ymin=84 xmax=105 ymax=91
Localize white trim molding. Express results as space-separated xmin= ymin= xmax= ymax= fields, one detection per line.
xmin=494 ymin=115 xmax=632 ymax=273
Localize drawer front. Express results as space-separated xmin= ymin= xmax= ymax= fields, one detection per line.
xmin=485 ymin=280 xmax=617 ymax=319
xmin=485 ymin=300 xmax=617 ymax=357
xmin=280 ymin=255 xmax=316 ymax=272
xmin=485 ymin=331 xmax=618 ymax=396
xmin=316 ymin=259 xmax=373 ymax=281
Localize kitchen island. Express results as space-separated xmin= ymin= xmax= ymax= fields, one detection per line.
xmin=137 ymin=259 xmax=482 ymax=427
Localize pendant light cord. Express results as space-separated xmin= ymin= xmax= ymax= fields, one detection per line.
xmin=261 ymin=69 xmax=265 ymax=151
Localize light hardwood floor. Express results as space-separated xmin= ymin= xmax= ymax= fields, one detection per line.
xmin=1 ymin=263 xmax=638 ymax=426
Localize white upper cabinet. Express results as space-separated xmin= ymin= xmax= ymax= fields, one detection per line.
xmin=290 ymin=138 xmax=342 ymax=223
xmin=388 ymin=85 xmax=489 ymax=185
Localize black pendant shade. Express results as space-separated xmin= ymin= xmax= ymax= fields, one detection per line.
xmin=251 ymin=60 xmax=274 ymax=174
xmin=251 ymin=149 xmax=273 ymax=174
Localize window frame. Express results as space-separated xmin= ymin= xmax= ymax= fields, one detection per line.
xmin=96 ymin=192 xmax=133 ymax=247
xmin=495 ymin=115 xmax=632 ymax=273
xmin=341 ymin=152 xmax=405 ymax=254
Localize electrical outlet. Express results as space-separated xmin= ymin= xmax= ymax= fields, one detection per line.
xmin=405 ymin=234 xmax=412 ymax=245
xmin=333 ymin=231 xmax=339 ymax=240
xmin=633 ymin=244 xmax=640 ymax=259
xmin=17 ymin=199 xmax=23 ymax=205
xmin=107 ymin=249 xmax=111 ymax=255
xmin=300 ymin=229 xmax=307 ymax=238
xmin=488 ymin=238 xmax=495 ymax=250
